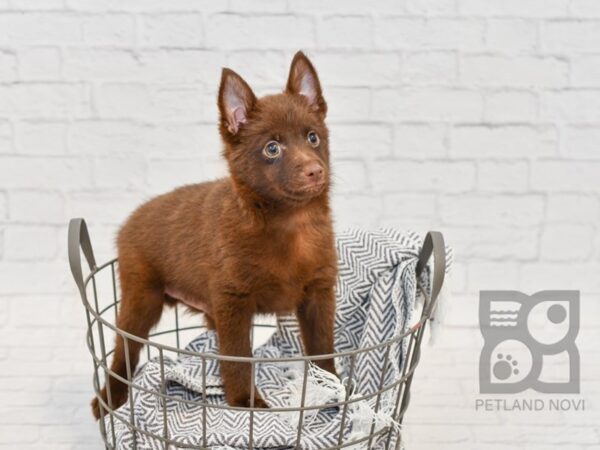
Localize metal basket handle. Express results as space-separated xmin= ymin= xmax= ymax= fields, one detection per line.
xmin=416 ymin=231 xmax=446 ymax=318
xmin=68 ymin=218 xmax=96 ymax=295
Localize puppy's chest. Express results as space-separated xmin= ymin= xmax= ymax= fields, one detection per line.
xmin=250 ymin=232 xmax=324 ymax=312
xmin=260 ymin=230 xmax=323 ymax=278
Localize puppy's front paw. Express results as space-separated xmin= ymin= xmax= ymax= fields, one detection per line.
xmin=317 ymin=358 xmax=338 ymax=378
xmin=251 ymin=396 xmax=269 ymax=409
xmin=229 ymin=392 xmax=269 ymax=409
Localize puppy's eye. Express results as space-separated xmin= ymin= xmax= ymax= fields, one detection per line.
xmin=263 ymin=141 xmax=281 ymax=158
xmin=307 ymin=131 xmax=320 ymax=147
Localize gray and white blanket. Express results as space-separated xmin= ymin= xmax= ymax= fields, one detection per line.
xmin=104 ymin=229 xmax=452 ymax=449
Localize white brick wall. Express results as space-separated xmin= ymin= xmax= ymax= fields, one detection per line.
xmin=0 ymin=1 xmax=599 ymax=449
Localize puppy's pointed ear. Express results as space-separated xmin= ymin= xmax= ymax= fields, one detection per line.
xmin=218 ymin=68 xmax=256 ymax=135
xmin=286 ymin=51 xmax=327 ymax=117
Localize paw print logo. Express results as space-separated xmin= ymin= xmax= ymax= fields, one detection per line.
xmin=493 ymin=354 xmax=519 ymax=380
xmin=486 ymin=339 xmax=531 ymax=385
xmin=480 ymin=291 xmax=579 ymax=394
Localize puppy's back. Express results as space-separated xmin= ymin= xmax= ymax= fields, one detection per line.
xmin=117 ymin=178 xmax=230 ymax=277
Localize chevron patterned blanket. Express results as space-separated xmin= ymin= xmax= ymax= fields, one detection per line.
xmin=105 ymin=229 xmax=451 ymax=449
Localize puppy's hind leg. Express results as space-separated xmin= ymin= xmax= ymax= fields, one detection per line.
xmin=92 ymin=262 xmax=164 ymax=419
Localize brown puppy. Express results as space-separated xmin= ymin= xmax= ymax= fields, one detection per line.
xmin=92 ymin=51 xmax=337 ymax=418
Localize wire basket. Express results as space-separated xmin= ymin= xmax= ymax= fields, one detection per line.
xmin=68 ymin=218 xmax=446 ymax=450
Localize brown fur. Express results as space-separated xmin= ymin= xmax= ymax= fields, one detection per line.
xmin=92 ymin=52 xmax=338 ymax=418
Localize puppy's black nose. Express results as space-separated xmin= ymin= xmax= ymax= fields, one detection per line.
xmin=304 ymin=163 xmax=324 ymax=182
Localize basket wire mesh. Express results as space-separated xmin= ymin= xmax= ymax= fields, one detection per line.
xmin=68 ymin=218 xmax=446 ymax=450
